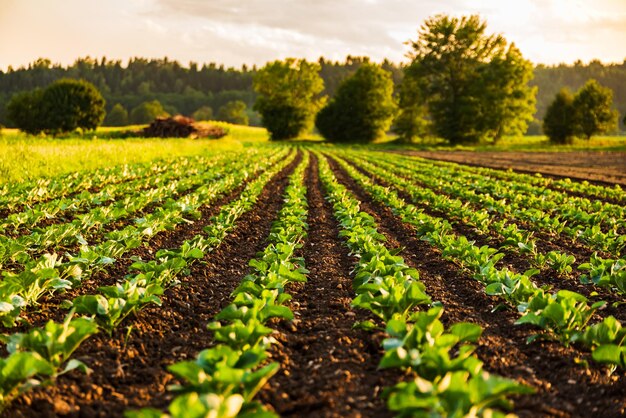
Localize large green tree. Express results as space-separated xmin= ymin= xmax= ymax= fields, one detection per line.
xmin=543 ymin=88 xmax=577 ymax=144
xmin=41 ymin=79 xmax=106 ymax=134
xmin=253 ymin=59 xmax=325 ymax=140
xmin=316 ymin=63 xmax=397 ymax=143
xmin=7 ymin=79 xmax=105 ymax=135
xmin=404 ymin=14 xmax=536 ymax=144
xmin=573 ymin=79 xmax=618 ymax=139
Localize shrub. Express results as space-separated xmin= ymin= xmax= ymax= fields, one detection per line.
xmin=7 ymin=79 xmax=105 ymax=135
xmin=217 ymin=100 xmax=249 ymax=125
xmin=130 ymin=100 xmax=169 ymax=124
xmin=316 ymin=63 xmax=396 ymax=143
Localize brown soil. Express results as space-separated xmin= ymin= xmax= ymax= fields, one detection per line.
xmin=259 ymin=154 xmax=394 ymax=418
xmin=394 ymin=150 xmax=626 ymax=186
xmin=341 ymin=155 xmax=626 ymax=323
xmin=4 ymin=150 xmax=626 ymax=418
xmin=325 ymin=154 xmax=626 ymax=418
xmin=4 ymin=155 xmax=301 ymax=418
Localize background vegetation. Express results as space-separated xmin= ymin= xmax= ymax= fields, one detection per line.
xmin=1 ymin=56 xmax=624 ymax=132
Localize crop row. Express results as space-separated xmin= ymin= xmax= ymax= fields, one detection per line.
xmin=329 ymin=151 xmax=626 ymax=371
xmin=0 ymin=149 xmax=295 ymax=412
xmin=344 ymin=152 xmax=626 ymax=299
xmin=317 ymin=152 xmax=531 ymax=417
xmin=129 ymin=152 xmax=310 ymax=417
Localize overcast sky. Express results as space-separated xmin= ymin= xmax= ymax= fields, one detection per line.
xmin=1 ymin=0 xmax=625 ymax=70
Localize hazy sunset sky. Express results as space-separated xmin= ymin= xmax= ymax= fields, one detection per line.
xmin=1 ymin=0 xmax=625 ymax=70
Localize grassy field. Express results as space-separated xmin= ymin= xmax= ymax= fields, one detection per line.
xmin=0 ymin=123 xmax=269 ymax=184
xmin=1 ymin=124 xmax=624 ymax=185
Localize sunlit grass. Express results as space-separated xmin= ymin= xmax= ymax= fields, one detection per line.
xmin=0 ymin=128 xmax=243 ymax=184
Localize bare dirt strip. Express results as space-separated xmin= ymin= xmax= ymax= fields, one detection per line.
xmin=259 ymin=154 xmax=394 ymax=418
xmin=392 ymin=150 xmax=626 ymax=186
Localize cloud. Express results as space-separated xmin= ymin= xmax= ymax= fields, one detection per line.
xmin=0 ymin=0 xmax=624 ymax=69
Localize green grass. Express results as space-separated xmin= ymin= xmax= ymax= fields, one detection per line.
xmin=0 ymin=128 xmax=244 ymax=185
xmin=2 ymin=121 xmax=624 ymax=185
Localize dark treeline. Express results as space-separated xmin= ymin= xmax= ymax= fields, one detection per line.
xmin=531 ymin=60 xmax=626 ymax=133
xmin=0 ymin=56 xmax=625 ymax=131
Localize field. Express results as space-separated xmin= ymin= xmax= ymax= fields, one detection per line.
xmin=0 ymin=143 xmax=625 ymax=418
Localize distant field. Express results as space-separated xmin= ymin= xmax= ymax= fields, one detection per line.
xmin=0 ymin=123 xmax=269 ymax=184
xmin=397 ymin=149 xmax=626 ymax=185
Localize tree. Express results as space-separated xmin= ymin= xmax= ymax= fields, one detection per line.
xmin=404 ymin=14 xmax=536 ymax=144
xmin=130 ymin=100 xmax=169 ymax=124
xmin=41 ymin=78 xmax=106 ymax=134
xmin=6 ymin=89 xmax=47 ymax=135
xmin=572 ymin=79 xmax=618 ymax=139
xmin=105 ymin=103 xmax=128 ymax=126
xmin=192 ymin=105 xmax=213 ymax=121
xmin=253 ymin=59 xmax=325 ymax=140
xmin=480 ymin=44 xmax=537 ymax=140
xmin=217 ymin=100 xmax=249 ymax=125
xmin=316 ymin=63 xmax=397 ymax=142
xmin=394 ymin=76 xmax=430 ymax=143
xmin=543 ymin=88 xmax=577 ymax=144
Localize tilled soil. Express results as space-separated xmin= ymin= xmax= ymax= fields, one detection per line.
xmin=325 ymin=154 xmax=626 ymax=418
xmin=4 ymin=155 xmax=301 ymax=418
xmin=259 ymin=154 xmax=394 ymax=418
xmin=4 ymin=150 xmax=626 ymax=418
xmin=394 ymin=150 xmax=626 ymax=186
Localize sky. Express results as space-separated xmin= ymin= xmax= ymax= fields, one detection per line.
xmin=0 ymin=0 xmax=625 ymax=70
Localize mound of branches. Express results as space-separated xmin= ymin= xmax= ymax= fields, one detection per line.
xmin=142 ymin=115 xmax=228 ymax=139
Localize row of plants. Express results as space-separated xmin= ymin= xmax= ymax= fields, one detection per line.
xmin=0 ymin=154 xmax=234 ymax=234
xmin=332 ymin=152 xmax=626 ymax=371
xmin=409 ymin=154 xmax=626 ymax=205
xmin=348 ymin=152 xmax=626 ymax=297
xmin=128 ymin=151 xmax=310 ymax=418
xmin=69 ymin=150 xmax=298 ymax=335
xmin=0 ymin=155 xmax=194 ymax=212
xmin=0 ymin=149 xmax=288 ymax=328
xmin=316 ymin=152 xmax=532 ymax=417
xmin=373 ymin=152 xmax=625 ymax=255
xmin=0 ymin=150 xmax=256 ymax=268
xmin=386 ymin=154 xmax=626 ymax=253
xmin=0 ymin=150 xmax=297 ymax=413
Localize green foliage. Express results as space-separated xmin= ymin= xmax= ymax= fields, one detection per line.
xmin=6 ymin=89 xmax=47 ymax=135
xmin=192 ymin=105 xmax=214 ymax=121
xmin=105 ymin=103 xmax=129 ymax=126
xmin=7 ymin=79 xmax=105 ymax=135
xmin=253 ymin=59 xmax=325 ymax=140
xmin=404 ymin=14 xmax=536 ymax=144
xmin=42 ymin=79 xmax=106 ymax=134
xmin=130 ymin=100 xmax=169 ymax=124
xmin=316 ymin=63 xmax=397 ymax=143
xmin=543 ymin=88 xmax=577 ymax=144
xmin=393 ymin=76 xmax=430 ymax=143
xmin=6 ymin=312 xmax=98 ymax=374
xmin=573 ymin=79 xmax=619 ymax=139
xmin=0 ymin=352 xmax=54 ymax=412
xmin=217 ymin=100 xmax=249 ymax=126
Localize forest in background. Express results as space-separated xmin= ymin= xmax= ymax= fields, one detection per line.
xmin=0 ymin=56 xmax=624 ymax=133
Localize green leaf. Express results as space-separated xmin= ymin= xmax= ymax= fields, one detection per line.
xmin=449 ymin=323 xmax=483 ymax=343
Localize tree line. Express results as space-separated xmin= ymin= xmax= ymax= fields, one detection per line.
xmin=253 ymin=15 xmax=620 ymax=144
xmin=1 ymin=14 xmax=624 ymax=142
